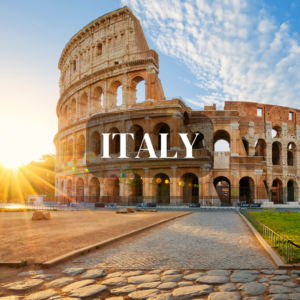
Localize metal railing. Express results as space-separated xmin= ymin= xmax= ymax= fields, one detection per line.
xmin=240 ymin=209 xmax=300 ymax=262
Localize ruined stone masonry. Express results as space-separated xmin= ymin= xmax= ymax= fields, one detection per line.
xmin=54 ymin=6 xmax=300 ymax=205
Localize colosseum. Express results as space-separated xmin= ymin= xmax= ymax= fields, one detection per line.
xmin=54 ymin=6 xmax=300 ymax=206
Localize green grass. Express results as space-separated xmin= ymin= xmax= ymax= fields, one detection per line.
xmin=248 ymin=211 xmax=300 ymax=262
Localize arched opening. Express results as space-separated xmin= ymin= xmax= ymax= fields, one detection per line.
xmin=287 ymin=142 xmax=296 ymax=166
xmin=131 ymin=76 xmax=145 ymax=103
xmin=91 ymin=131 xmax=101 ymax=159
xmin=272 ymin=141 xmax=281 ymax=165
xmin=109 ymin=175 xmax=119 ymax=196
xmin=92 ymin=86 xmax=103 ymax=113
xmin=76 ymin=178 xmax=84 ymax=202
xmin=287 ymin=180 xmax=296 ymax=202
xmin=272 ymin=179 xmax=283 ymax=204
xmin=242 ymin=139 xmax=249 ymax=156
xmin=90 ymin=177 xmax=100 ymax=202
xmin=109 ymin=128 xmax=120 ymax=154
xmin=109 ymin=81 xmax=122 ymax=107
xmin=272 ymin=126 xmax=281 ymax=138
xmin=153 ymin=123 xmax=170 ymax=151
xmin=180 ymin=173 xmax=199 ymax=203
xmin=192 ymin=132 xmax=204 ymax=149
xmin=76 ymin=135 xmax=85 ymax=159
xmin=213 ymin=176 xmax=231 ymax=204
xmin=129 ymin=174 xmax=143 ymax=197
xmin=128 ymin=125 xmax=144 ymax=152
xmin=153 ymin=173 xmax=170 ymax=204
xmin=255 ymin=139 xmax=266 ymax=160
xmin=79 ymin=93 xmax=88 ymax=117
xmin=239 ymin=177 xmax=255 ymax=204
xmin=213 ymin=130 xmax=230 ymax=152
xmin=70 ymin=99 xmax=76 ymax=120
xmin=67 ymin=139 xmax=73 ymax=162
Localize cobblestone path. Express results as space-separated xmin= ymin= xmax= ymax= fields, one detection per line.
xmin=67 ymin=211 xmax=275 ymax=270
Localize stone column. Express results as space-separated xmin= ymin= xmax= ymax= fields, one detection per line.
xmin=171 ymin=113 xmax=180 ymax=151
xmin=230 ymin=123 xmax=239 ymax=156
xmin=170 ymin=167 xmax=179 ymax=204
xmin=143 ymin=168 xmax=150 ymax=202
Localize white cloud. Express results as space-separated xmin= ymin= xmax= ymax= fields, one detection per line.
xmin=121 ymin=0 xmax=300 ymax=109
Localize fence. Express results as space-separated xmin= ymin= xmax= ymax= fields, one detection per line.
xmin=240 ymin=209 xmax=300 ymax=262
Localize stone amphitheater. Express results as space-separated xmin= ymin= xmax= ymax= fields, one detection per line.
xmin=54 ymin=6 xmax=300 ymax=206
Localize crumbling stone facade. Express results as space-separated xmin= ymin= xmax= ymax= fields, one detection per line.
xmin=54 ymin=7 xmax=300 ymax=205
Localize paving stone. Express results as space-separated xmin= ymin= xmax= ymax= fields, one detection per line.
xmin=123 ymin=271 xmax=144 ymax=277
xmin=184 ymin=271 xmax=191 ymax=275
xmin=128 ymin=289 xmax=159 ymax=300
xmin=0 ymin=297 xmax=23 ymax=300
xmin=261 ymin=270 xmax=274 ymax=275
xmin=268 ymin=294 xmax=290 ymax=300
xmin=243 ymin=298 xmax=264 ymax=300
xmin=105 ymin=297 xmax=123 ymax=300
xmin=283 ymin=283 xmax=300 ymax=288
xmin=111 ymin=285 xmax=137 ymax=294
xmin=101 ymin=277 xmax=127 ymax=286
xmin=196 ymin=275 xmax=229 ymax=284
xmin=18 ymin=271 xmax=44 ymax=276
xmin=106 ymin=272 xmax=124 ymax=279
xmin=239 ymin=282 xmax=266 ymax=295
xmin=158 ymin=282 xmax=177 ymax=289
xmin=172 ymin=285 xmax=213 ymax=300
xmin=65 ymin=213 xmax=275 ymax=270
xmin=269 ymin=285 xmax=292 ymax=294
xmin=2 ymin=279 xmax=44 ymax=291
xmin=81 ymin=269 xmax=104 ymax=279
xmin=45 ymin=277 xmax=75 ymax=288
xmin=138 ymin=282 xmax=161 ymax=289
xmin=275 ymin=271 xmax=288 ymax=275
xmin=219 ymin=283 xmax=237 ymax=292
xmin=207 ymin=270 xmax=231 ymax=276
xmin=149 ymin=270 xmax=164 ymax=274
xmin=178 ymin=282 xmax=193 ymax=287
xmin=63 ymin=268 xmax=86 ymax=276
xmin=290 ymin=294 xmax=300 ymax=300
xmin=231 ymin=273 xmax=256 ymax=283
xmin=49 ymin=297 xmax=80 ymax=300
xmin=147 ymin=294 xmax=173 ymax=300
xmin=272 ymin=276 xmax=291 ymax=281
xmin=295 ymin=288 xmax=300 ymax=293
xmin=69 ymin=284 xmax=107 ymax=298
xmin=25 ymin=289 xmax=57 ymax=300
xmin=235 ymin=271 xmax=260 ymax=275
xmin=183 ymin=273 xmax=205 ymax=281
xmin=163 ymin=270 xmax=181 ymax=276
xmin=62 ymin=280 xmax=96 ymax=293
xmin=258 ymin=278 xmax=269 ymax=283
xmin=208 ymin=292 xmax=241 ymax=300
xmin=128 ymin=275 xmax=161 ymax=284
xmin=292 ymin=272 xmax=300 ymax=275
xmin=31 ymin=274 xmax=56 ymax=280
xmin=270 ymin=282 xmax=283 ymax=285
xmin=161 ymin=275 xmax=183 ymax=282
xmin=292 ymin=275 xmax=298 ymax=278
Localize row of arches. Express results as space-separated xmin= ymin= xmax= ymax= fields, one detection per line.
xmin=60 ymin=76 xmax=146 ymax=126
xmin=61 ymin=123 xmax=207 ymax=162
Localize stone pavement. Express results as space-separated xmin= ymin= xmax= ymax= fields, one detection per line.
xmin=66 ymin=211 xmax=275 ymax=270
xmin=2 ymin=268 xmax=300 ymax=300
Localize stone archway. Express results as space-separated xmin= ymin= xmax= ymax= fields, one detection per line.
xmin=180 ymin=173 xmax=199 ymax=203
xmin=152 ymin=173 xmax=170 ymax=204
xmin=239 ymin=177 xmax=255 ymax=204
xmin=213 ymin=176 xmax=231 ymax=204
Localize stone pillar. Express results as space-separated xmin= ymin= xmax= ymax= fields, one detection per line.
xmin=72 ymin=133 xmax=76 ymax=160
xmin=143 ymin=168 xmax=150 ymax=202
xmin=230 ymin=123 xmax=239 ymax=156
xmin=171 ymin=113 xmax=180 ymax=151
xmin=170 ymin=167 xmax=179 ymax=204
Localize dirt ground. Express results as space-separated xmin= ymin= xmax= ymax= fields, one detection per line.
xmin=0 ymin=210 xmax=187 ymax=263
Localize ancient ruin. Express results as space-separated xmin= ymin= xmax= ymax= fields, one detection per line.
xmin=54 ymin=6 xmax=300 ymax=206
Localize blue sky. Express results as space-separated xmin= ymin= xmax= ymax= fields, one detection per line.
xmin=0 ymin=0 xmax=299 ymax=167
